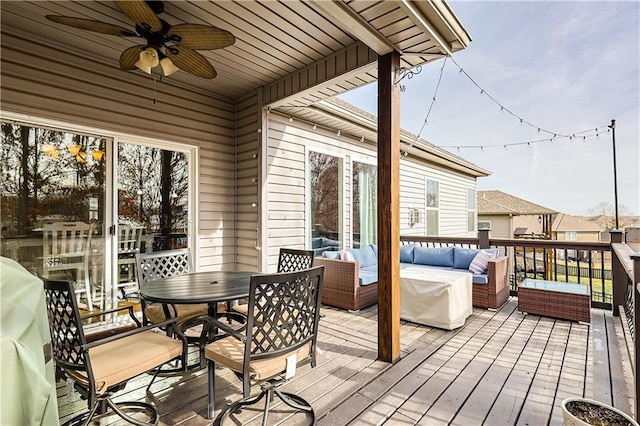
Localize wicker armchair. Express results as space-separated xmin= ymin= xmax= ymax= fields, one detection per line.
xmin=313 ymin=257 xmax=377 ymax=311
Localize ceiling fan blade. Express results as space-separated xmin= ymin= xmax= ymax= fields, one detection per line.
xmin=166 ymin=46 xmax=216 ymax=79
xmin=167 ymin=24 xmax=236 ymax=50
xmin=46 ymin=15 xmax=137 ymax=37
xmin=115 ymin=0 xmax=162 ymax=33
xmin=119 ymin=45 xmax=146 ymax=70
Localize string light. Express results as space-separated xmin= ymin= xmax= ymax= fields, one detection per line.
xmin=288 ymin=116 xmax=294 ymax=122
xmin=438 ymin=125 xmax=606 ymax=151
xmin=446 ymin=56 xmax=571 ymax=138
xmin=414 ymin=57 xmax=448 ymax=142
xmin=312 ymin=124 xmax=317 ymax=130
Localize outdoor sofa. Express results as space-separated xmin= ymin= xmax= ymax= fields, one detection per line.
xmin=314 ymin=244 xmax=509 ymax=311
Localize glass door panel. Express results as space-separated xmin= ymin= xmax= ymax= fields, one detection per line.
xmin=0 ymin=122 xmax=108 ymax=313
xmin=115 ymin=142 xmax=190 ymax=300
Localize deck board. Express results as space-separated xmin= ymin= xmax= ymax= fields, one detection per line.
xmin=57 ymin=298 xmax=635 ymax=426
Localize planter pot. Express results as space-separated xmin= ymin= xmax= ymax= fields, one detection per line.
xmin=562 ymin=397 xmax=638 ymax=426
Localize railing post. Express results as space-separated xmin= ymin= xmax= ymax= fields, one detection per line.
xmin=478 ymin=226 xmax=490 ymax=249
xmin=611 ymin=229 xmax=625 ymax=316
xmin=632 ymin=252 xmax=640 ymax=421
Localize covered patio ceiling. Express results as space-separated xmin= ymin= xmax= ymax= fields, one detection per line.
xmin=1 ymin=0 xmax=471 ymax=106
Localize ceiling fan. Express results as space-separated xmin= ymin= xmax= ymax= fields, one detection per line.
xmin=46 ymin=0 xmax=235 ymax=79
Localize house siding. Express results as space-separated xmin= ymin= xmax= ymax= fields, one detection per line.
xmin=478 ymin=215 xmax=513 ymax=238
xmin=264 ymin=113 xmax=478 ymax=271
xmin=1 ymin=31 xmax=237 ymax=271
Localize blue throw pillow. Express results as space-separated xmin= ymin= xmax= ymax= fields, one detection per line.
xmin=349 ymin=245 xmax=376 ymax=268
xmin=453 ymin=247 xmax=480 ymax=269
xmin=413 ymin=246 xmax=455 ymax=267
xmin=400 ymin=244 xmax=415 ymax=263
xmin=370 ymin=244 xmax=378 ymax=257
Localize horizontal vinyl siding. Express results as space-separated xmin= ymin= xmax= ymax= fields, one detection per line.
xmin=235 ymin=93 xmax=261 ymax=272
xmin=1 ymin=31 xmax=236 ymax=271
xmin=265 ymin=113 xmax=478 ymax=269
xmin=399 ymin=158 xmax=477 ymax=237
xmin=478 ymin=215 xmax=512 ymax=239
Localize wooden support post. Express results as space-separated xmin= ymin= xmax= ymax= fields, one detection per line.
xmin=377 ymin=51 xmax=401 ymax=364
xmin=632 ymin=252 xmax=640 ymax=420
xmin=611 ymin=230 xmax=625 ymax=316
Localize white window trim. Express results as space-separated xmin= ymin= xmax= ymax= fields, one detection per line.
xmin=425 ymin=178 xmax=440 ymax=236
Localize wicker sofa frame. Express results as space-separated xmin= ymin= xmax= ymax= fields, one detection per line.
xmin=314 ymin=255 xmax=509 ymax=311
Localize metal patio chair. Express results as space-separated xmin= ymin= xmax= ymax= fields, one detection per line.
xmin=204 ymin=266 xmax=324 ymax=424
xmin=43 ymin=278 xmax=187 ymax=426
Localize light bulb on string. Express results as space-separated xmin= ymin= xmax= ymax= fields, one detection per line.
xmin=288 ymin=116 xmax=294 ymax=123
xmin=336 ymin=130 xmax=341 ymax=137
xmin=312 ymin=124 xmax=317 ymax=130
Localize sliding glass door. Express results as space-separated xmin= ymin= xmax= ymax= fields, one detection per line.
xmin=0 ymin=121 xmax=108 ymax=312
xmin=114 ymin=142 xmax=191 ymax=301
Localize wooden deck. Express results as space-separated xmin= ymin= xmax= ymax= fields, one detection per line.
xmin=57 ymin=298 xmax=635 ymax=425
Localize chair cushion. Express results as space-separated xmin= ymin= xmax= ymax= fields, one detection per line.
xmin=413 ymin=246 xmax=455 ymax=267
xmin=205 ymin=337 xmax=311 ymax=381
xmin=69 ymin=330 xmax=183 ymax=394
xmin=400 ymin=244 xmax=415 ymax=263
xmin=347 ymin=245 xmax=377 ymax=268
xmin=145 ymin=303 xmax=208 ymax=324
xmin=453 ymin=247 xmax=480 ymax=270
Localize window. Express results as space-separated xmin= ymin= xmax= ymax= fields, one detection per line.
xmin=309 ymin=151 xmax=342 ymax=255
xmin=565 ymin=231 xmax=577 ymax=241
xmin=467 ymin=188 xmax=476 ymax=232
xmin=352 ymin=161 xmax=376 ymax=247
xmin=426 ymin=179 xmax=439 ymax=236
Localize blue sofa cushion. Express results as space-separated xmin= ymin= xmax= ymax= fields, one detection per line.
xmin=413 ymin=246 xmax=455 ymax=267
xmin=347 ymin=245 xmax=377 ymax=268
xmin=359 ymin=269 xmax=378 ymax=286
xmin=453 ymin=248 xmax=480 ymax=270
xmin=400 ymin=244 xmax=415 ymax=263
xmin=323 ymin=251 xmax=341 ymax=260
xmin=472 ymin=274 xmax=489 ymax=285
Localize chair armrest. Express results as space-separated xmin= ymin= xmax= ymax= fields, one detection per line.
xmin=313 ymin=257 xmax=360 ymax=291
xmin=487 ymin=256 xmax=509 ymax=292
xmin=202 ymin=316 xmax=246 ymax=342
xmin=81 ymin=305 xmax=141 ymax=327
xmin=83 ymin=317 xmax=184 ymax=350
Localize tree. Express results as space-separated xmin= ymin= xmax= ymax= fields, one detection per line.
xmin=588 ymin=201 xmax=633 ymax=230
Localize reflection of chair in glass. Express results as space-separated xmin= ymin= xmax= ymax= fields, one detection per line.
xmin=43 ymin=278 xmax=187 ymax=426
xmin=42 ymin=222 xmax=94 ymax=311
xmin=117 ymin=225 xmax=144 ymax=300
xmin=136 ymin=248 xmax=208 ymax=338
xmin=204 ymin=266 xmax=324 ymax=423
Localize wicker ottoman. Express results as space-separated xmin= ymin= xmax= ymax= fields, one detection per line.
xmin=518 ymin=279 xmax=591 ymax=323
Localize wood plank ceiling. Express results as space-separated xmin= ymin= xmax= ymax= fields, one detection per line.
xmin=0 ymin=1 xmax=470 ymax=106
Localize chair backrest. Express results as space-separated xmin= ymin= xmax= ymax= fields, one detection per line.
xmin=135 ymin=248 xmax=191 ymax=285
xmin=118 ymin=225 xmax=144 ymax=255
xmin=42 ymin=278 xmax=91 ymax=373
xmin=277 ymin=248 xmax=315 ymax=273
xmin=42 ymin=222 xmax=92 ymax=261
xmin=243 ymin=266 xmax=324 ymax=373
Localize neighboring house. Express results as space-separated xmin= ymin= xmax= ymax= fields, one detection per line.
xmin=477 ymin=190 xmax=557 ymax=238
xmin=551 ymin=213 xmax=602 ymax=242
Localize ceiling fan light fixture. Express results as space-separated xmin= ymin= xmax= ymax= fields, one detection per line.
xmin=135 ymin=47 xmax=159 ymax=74
xmin=160 ymin=57 xmax=179 ymax=76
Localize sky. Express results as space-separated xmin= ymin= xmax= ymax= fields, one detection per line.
xmin=339 ymin=1 xmax=639 ymax=216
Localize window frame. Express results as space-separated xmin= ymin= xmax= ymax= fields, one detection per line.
xmin=425 ymin=178 xmax=440 ymax=236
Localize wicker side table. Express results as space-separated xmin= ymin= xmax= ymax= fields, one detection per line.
xmin=518 ymin=279 xmax=591 ymax=323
